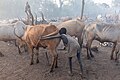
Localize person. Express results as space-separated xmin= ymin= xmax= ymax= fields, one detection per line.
xmin=41 ymin=28 xmax=83 ymax=76
xmin=59 ymin=28 xmax=83 ymax=76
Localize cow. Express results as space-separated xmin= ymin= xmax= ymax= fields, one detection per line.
xmin=56 ymin=19 xmax=85 ymax=49
xmin=20 ymin=24 xmax=61 ymax=72
xmin=0 ymin=21 xmax=27 ymax=54
xmin=114 ymin=43 xmax=120 ymax=62
xmin=84 ymin=22 xmax=120 ymax=59
xmin=41 ymin=27 xmax=83 ymax=76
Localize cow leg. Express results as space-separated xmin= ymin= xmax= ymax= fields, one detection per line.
xmin=17 ymin=46 xmax=22 ymax=54
xmin=45 ymin=52 xmax=50 ymax=65
xmin=86 ymin=40 xmax=93 ymax=59
xmin=24 ymin=44 xmax=28 ymax=52
xmin=88 ymin=40 xmax=94 ymax=58
xmin=53 ymin=49 xmax=58 ymax=68
xmin=115 ymin=51 xmax=119 ymax=61
xmin=86 ymin=46 xmax=91 ymax=59
xmin=49 ymin=50 xmax=56 ymax=72
xmin=86 ymin=41 xmax=90 ymax=59
xmin=89 ymin=48 xmax=94 ymax=58
xmin=35 ymin=47 xmax=39 ymax=64
xmin=30 ymin=49 xmax=34 ymax=65
xmin=0 ymin=51 xmax=4 ymax=57
xmin=77 ymin=50 xmax=83 ymax=74
xmin=111 ymin=42 xmax=117 ymax=60
xmin=15 ymin=40 xmax=21 ymax=54
xmin=78 ymin=36 xmax=83 ymax=49
xmin=28 ymin=45 xmax=34 ymax=65
xmin=55 ymin=53 xmax=58 ymax=68
xmin=49 ymin=56 xmax=55 ymax=72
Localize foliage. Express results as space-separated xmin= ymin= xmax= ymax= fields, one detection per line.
xmin=0 ymin=0 xmax=117 ymax=20
xmin=112 ymin=0 xmax=120 ymax=7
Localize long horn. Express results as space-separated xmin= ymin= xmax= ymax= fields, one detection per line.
xmin=18 ymin=17 xmax=27 ymax=24
xmin=31 ymin=13 xmax=34 ymax=25
xmin=17 ymin=16 xmax=21 ymax=21
xmin=34 ymin=12 xmax=37 ymax=25
xmin=18 ymin=17 xmax=23 ymax=21
xmin=41 ymin=11 xmax=45 ymax=21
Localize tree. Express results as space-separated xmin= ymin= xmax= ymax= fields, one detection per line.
xmin=59 ymin=0 xmax=63 ymax=10
xmin=112 ymin=0 xmax=120 ymax=7
xmin=80 ymin=0 xmax=85 ymax=19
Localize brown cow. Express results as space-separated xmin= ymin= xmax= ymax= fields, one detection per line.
xmin=21 ymin=24 xmax=61 ymax=72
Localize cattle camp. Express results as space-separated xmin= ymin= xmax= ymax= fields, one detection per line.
xmin=0 ymin=0 xmax=120 ymax=80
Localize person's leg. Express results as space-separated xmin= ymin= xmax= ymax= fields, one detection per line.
xmin=77 ymin=50 xmax=83 ymax=74
xmin=68 ymin=57 xmax=73 ymax=75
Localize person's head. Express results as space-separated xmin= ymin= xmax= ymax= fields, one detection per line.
xmin=59 ymin=28 xmax=67 ymax=35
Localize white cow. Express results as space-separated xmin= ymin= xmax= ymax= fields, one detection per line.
xmin=0 ymin=21 xmax=27 ymax=54
xmin=84 ymin=22 xmax=120 ymax=59
xmin=57 ymin=19 xmax=85 ymax=48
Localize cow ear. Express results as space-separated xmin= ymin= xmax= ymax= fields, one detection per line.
xmin=61 ymin=34 xmax=68 ymax=45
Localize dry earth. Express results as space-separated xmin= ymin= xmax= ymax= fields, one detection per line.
xmin=0 ymin=41 xmax=120 ymax=80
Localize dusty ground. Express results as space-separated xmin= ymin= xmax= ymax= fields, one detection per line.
xmin=0 ymin=41 xmax=120 ymax=80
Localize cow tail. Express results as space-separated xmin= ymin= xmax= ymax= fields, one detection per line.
xmin=41 ymin=35 xmax=61 ymax=40
xmin=42 ymin=29 xmax=59 ymax=38
xmin=82 ymin=28 xmax=87 ymax=47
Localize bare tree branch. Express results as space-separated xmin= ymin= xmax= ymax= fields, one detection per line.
xmin=80 ymin=0 xmax=85 ymax=19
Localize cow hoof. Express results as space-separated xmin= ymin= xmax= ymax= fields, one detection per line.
xmin=91 ymin=55 xmax=94 ymax=58
xmin=115 ymin=58 xmax=117 ymax=61
xmin=0 ymin=52 xmax=4 ymax=57
xmin=55 ymin=66 xmax=58 ymax=68
xmin=49 ymin=69 xmax=53 ymax=73
xmin=18 ymin=52 xmax=22 ymax=55
xmin=87 ymin=56 xmax=91 ymax=60
xmin=110 ymin=57 xmax=114 ymax=60
xmin=30 ymin=62 xmax=34 ymax=65
xmin=36 ymin=59 xmax=39 ymax=64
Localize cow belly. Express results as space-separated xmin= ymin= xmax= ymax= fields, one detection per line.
xmin=0 ymin=34 xmax=16 ymax=41
xmin=0 ymin=30 xmax=16 ymax=41
xmin=98 ymin=31 xmax=120 ymax=42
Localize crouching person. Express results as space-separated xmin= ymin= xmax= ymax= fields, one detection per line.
xmin=42 ymin=28 xmax=83 ymax=76
xmin=59 ymin=28 xmax=83 ymax=76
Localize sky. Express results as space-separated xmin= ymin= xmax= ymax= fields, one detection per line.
xmin=55 ymin=0 xmax=113 ymax=7
xmin=93 ymin=0 xmax=112 ymax=6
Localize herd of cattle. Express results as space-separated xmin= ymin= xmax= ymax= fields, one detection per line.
xmin=0 ymin=17 xmax=120 ymax=76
